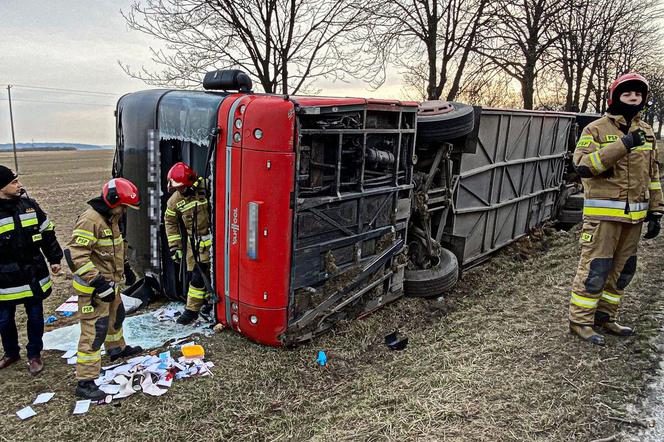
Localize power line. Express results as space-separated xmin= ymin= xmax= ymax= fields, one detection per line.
xmin=5 ymin=84 xmax=120 ymax=97
xmin=0 ymin=97 xmax=115 ymax=107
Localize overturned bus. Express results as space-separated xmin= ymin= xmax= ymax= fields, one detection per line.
xmin=113 ymin=70 xmax=583 ymax=346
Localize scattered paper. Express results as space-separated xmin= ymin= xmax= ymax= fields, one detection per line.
xmin=67 ymin=356 xmax=77 ymax=365
xmin=16 ymin=406 xmax=37 ymax=420
xmin=156 ymin=377 xmax=172 ymax=388
xmin=99 ymin=384 xmax=121 ymax=395
xmin=113 ymin=375 xmax=129 ymax=385
xmin=33 ymin=392 xmax=55 ymax=405
xmin=55 ymin=302 xmax=78 ymax=313
xmin=73 ymin=400 xmax=91 ymax=415
xmin=101 ymin=362 xmax=121 ymax=371
xmin=61 ymin=350 xmax=76 ymax=359
xmin=141 ymin=374 xmax=168 ymax=397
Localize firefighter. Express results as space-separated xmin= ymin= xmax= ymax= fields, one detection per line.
xmin=67 ymin=178 xmax=143 ymax=400
xmin=569 ymin=73 xmax=663 ymax=345
xmin=0 ymin=165 xmax=62 ymax=375
xmin=164 ymin=162 xmax=212 ymax=325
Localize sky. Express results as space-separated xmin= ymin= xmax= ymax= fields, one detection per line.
xmin=0 ymin=0 xmax=404 ymax=145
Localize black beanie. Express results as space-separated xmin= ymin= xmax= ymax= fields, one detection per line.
xmin=607 ymin=79 xmax=648 ymax=120
xmin=0 ymin=165 xmax=17 ymax=190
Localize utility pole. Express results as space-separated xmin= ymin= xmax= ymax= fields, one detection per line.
xmin=7 ymin=85 xmax=19 ymax=173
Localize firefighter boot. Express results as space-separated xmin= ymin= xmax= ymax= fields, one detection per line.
xmin=109 ymin=345 xmax=144 ymax=362
xmin=76 ymin=380 xmax=108 ymax=401
xmin=570 ymin=322 xmax=606 ymax=346
xmin=177 ymin=309 xmax=199 ymax=325
xmin=595 ymin=311 xmax=634 ymax=336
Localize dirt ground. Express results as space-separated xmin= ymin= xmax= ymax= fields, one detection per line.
xmin=0 ymin=150 xmax=663 ymax=441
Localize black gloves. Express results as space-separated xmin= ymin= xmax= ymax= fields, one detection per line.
xmin=621 ymin=129 xmax=647 ymax=151
xmin=644 ymin=211 xmax=662 ymax=240
xmin=171 ymin=249 xmax=182 ymax=264
xmin=90 ymin=275 xmax=115 ymax=302
xmin=124 ymin=261 xmax=137 ymax=286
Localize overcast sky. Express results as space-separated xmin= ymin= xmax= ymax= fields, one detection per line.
xmin=0 ymin=0 xmax=403 ymax=145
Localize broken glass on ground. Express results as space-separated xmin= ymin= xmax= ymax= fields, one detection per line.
xmin=43 ymin=303 xmax=213 ymax=352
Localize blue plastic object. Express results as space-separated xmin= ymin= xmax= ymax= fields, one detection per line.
xmin=44 ymin=315 xmax=58 ymax=325
xmin=316 ymin=350 xmax=327 ymax=366
xmin=60 ymin=311 xmax=75 ymax=317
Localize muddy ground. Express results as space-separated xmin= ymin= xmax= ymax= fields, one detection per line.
xmin=0 ymin=150 xmax=663 ymax=441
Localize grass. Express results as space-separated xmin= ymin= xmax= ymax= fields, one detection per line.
xmin=0 ymin=150 xmax=663 ymax=441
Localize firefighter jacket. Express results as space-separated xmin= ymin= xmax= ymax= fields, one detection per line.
xmin=164 ymin=177 xmax=211 ymax=270
xmin=0 ymin=195 xmax=62 ymax=304
xmin=67 ymin=197 xmax=126 ymax=294
xmin=573 ymin=113 xmax=663 ymax=223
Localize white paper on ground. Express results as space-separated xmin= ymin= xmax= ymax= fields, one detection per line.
xmin=101 ymin=362 xmax=121 ymax=371
xmin=94 ymin=377 xmax=107 ymax=386
xmin=100 ymin=384 xmax=121 ymax=395
xmin=16 ymin=406 xmax=37 ymax=420
xmin=121 ymin=293 xmax=142 ymax=314
xmin=55 ymin=302 xmax=78 ymax=312
xmin=156 ymin=376 xmax=172 ymax=388
xmin=67 ymin=356 xmax=77 ymax=365
xmin=111 ymin=363 xmax=136 ymax=376
xmin=141 ymin=373 xmax=168 ymax=397
xmin=113 ymin=380 xmax=136 ymax=399
xmin=205 ymin=361 xmax=215 ymax=368
xmin=73 ymin=400 xmax=91 ymax=415
xmin=174 ymin=362 xmax=186 ymax=371
xmin=33 ymin=392 xmax=55 ymax=405
xmin=61 ymin=350 xmax=76 ymax=359
xmin=113 ymin=375 xmax=129 ymax=385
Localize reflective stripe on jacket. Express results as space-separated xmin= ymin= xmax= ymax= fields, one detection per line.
xmin=573 ymin=113 xmax=664 ymax=223
xmin=164 ymin=177 xmax=211 ymax=270
xmin=0 ymin=196 xmax=62 ymax=304
xmin=66 ymin=205 xmax=125 ymax=293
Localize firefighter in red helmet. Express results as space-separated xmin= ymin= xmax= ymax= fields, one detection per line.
xmin=569 ymin=73 xmax=663 ymax=345
xmin=164 ymin=162 xmax=212 ymax=325
xmin=66 ymin=177 xmax=144 ymax=399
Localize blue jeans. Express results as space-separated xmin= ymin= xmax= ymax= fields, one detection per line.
xmin=0 ymin=297 xmax=44 ymax=359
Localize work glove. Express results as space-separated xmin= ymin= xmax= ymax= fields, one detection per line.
xmin=124 ymin=261 xmax=137 ymax=286
xmin=90 ymin=275 xmax=115 ymax=302
xmin=171 ymin=249 xmax=182 ymax=265
xmin=644 ymin=211 xmax=662 ymax=239
xmin=621 ymin=129 xmax=647 ymax=151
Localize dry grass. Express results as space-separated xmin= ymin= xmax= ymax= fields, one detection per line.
xmin=0 ymin=150 xmax=663 ymax=441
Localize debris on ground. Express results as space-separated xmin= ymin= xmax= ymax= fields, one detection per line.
xmin=87 ymin=348 xmax=213 ymax=403
xmin=316 ymin=350 xmax=327 ymax=366
xmin=33 ymin=393 xmax=54 ymax=405
xmin=16 ymin=406 xmax=37 ymax=420
xmin=73 ymin=400 xmax=91 ymax=415
xmin=55 ymin=296 xmax=78 ymax=313
xmin=44 ymin=315 xmax=58 ymax=325
xmin=384 ymin=331 xmax=408 ymax=350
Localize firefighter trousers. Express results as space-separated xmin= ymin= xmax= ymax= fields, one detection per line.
xmin=569 ymin=218 xmax=642 ymax=325
xmin=185 ymin=263 xmax=210 ymax=312
xmin=76 ymin=287 xmax=126 ymax=380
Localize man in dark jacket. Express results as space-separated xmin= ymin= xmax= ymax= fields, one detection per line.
xmin=0 ymin=165 xmax=63 ymax=375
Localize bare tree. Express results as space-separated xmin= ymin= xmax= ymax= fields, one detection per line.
xmin=475 ymin=0 xmax=566 ymax=109
xmin=121 ymin=0 xmax=371 ymax=94
xmin=363 ymin=0 xmax=491 ymax=101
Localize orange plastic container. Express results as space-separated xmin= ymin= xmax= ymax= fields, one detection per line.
xmin=181 ymin=344 xmax=205 ymax=359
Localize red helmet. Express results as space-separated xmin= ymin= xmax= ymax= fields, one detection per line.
xmin=608 ymin=73 xmax=649 ymax=105
xmin=102 ymin=178 xmax=140 ymax=209
xmin=167 ymin=162 xmax=197 ymax=191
